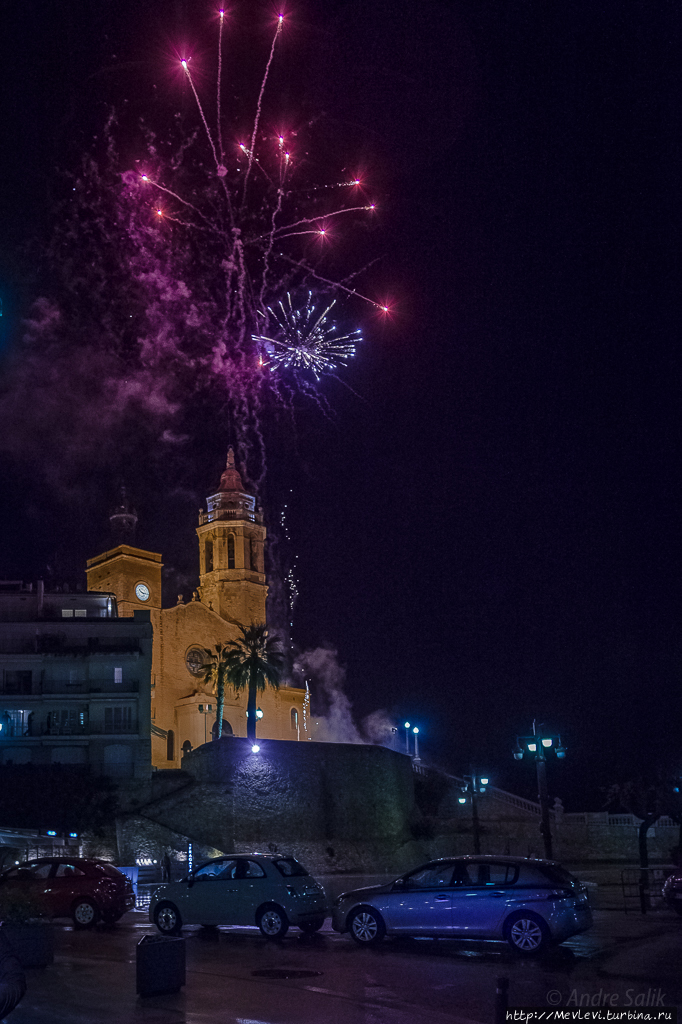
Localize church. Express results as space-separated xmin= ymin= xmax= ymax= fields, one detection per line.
xmin=85 ymin=448 xmax=308 ymax=769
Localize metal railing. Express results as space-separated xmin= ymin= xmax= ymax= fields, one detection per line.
xmin=199 ymin=508 xmax=259 ymax=524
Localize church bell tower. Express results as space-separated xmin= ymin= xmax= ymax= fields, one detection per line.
xmin=196 ymin=447 xmax=268 ymax=625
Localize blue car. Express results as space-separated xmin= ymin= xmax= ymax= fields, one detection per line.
xmin=331 ymin=855 xmax=592 ymax=954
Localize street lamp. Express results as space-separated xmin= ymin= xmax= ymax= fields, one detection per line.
xmin=256 ymin=707 xmax=264 ymax=719
xmin=404 ymin=722 xmax=411 ymax=754
xmin=198 ymin=703 xmax=214 ymax=745
xmin=459 ymin=772 xmax=490 ymax=854
xmin=512 ymin=722 xmax=566 ymax=860
xmin=412 ymin=726 xmax=420 ymax=761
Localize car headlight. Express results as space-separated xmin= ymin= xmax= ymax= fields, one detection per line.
xmin=286 ymin=885 xmax=298 ymax=898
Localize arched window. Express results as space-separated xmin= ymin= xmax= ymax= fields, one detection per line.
xmin=167 ymin=729 xmax=175 ymax=761
xmin=211 ymin=718 xmax=234 ymax=740
xmin=250 ymin=536 xmax=258 ymax=571
xmin=182 ymin=740 xmax=192 ymax=757
xmin=227 ymin=534 xmax=235 ymax=569
xmin=291 ymin=708 xmax=299 ymax=731
xmin=204 ymin=539 xmax=214 ymax=572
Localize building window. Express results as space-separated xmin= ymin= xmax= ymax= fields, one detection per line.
xmin=2 ymin=671 xmax=32 ymax=695
xmin=61 ymin=609 xmax=73 ymax=618
xmin=250 ymin=536 xmax=258 ymax=571
xmin=182 ymin=740 xmax=192 ymax=756
xmin=74 ymin=609 xmax=86 ymax=618
xmin=291 ymin=708 xmax=299 ymax=731
xmin=114 ymin=667 xmax=123 ymax=686
xmin=167 ymin=729 xmax=175 ymax=761
xmin=205 ymin=539 xmax=214 ymax=572
xmin=2 ymin=710 xmax=32 ymax=737
xmin=47 ymin=709 xmax=86 ymax=736
xmin=104 ymin=706 xmax=133 ymax=734
xmin=227 ymin=534 xmax=235 ymax=569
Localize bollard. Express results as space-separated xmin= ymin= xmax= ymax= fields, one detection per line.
xmin=136 ymin=934 xmax=185 ymax=997
xmin=495 ymin=976 xmax=509 ymax=1024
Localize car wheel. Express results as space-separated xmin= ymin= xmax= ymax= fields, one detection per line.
xmin=257 ymin=905 xmax=289 ymax=939
xmin=154 ymin=901 xmax=182 ymax=935
xmin=72 ymin=898 xmax=100 ymax=929
xmin=348 ymin=906 xmax=386 ymax=946
xmin=299 ymin=918 xmax=325 ymax=933
xmin=505 ymin=912 xmax=549 ymax=954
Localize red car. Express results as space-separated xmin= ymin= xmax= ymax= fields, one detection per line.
xmin=0 ymin=858 xmax=135 ymax=928
xmin=662 ymin=869 xmax=682 ymax=916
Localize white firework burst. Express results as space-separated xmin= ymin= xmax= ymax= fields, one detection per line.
xmin=253 ymin=293 xmax=361 ymax=380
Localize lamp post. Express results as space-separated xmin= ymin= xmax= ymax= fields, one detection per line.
xmin=512 ymin=722 xmax=566 ymax=860
xmin=198 ymin=702 xmax=213 ymax=745
xmin=412 ymin=726 xmax=420 ymax=761
xmin=404 ymin=722 xmax=411 ymax=754
xmin=460 ymin=772 xmax=489 ymax=855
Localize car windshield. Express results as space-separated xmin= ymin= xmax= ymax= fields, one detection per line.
xmin=272 ymin=858 xmax=308 ymax=877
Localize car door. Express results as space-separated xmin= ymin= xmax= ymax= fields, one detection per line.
xmin=49 ymin=862 xmax=89 ymax=917
xmin=232 ymin=859 xmax=271 ymax=925
xmin=383 ymin=862 xmax=457 ymax=934
xmin=450 ymin=861 xmax=519 ymax=937
xmin=186 ymin=858 xmax=240 ymax=925
xmin=1 ymin=861 xmax=55 ymax=916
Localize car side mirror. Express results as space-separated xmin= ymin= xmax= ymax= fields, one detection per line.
xmin=393 ymin=877 xmax=406 ymax=890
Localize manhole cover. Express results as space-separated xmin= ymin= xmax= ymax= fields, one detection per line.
xmin=252 ymin=969 xmax=323 ymax=980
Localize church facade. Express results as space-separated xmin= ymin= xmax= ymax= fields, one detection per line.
xmin=85 ymin=449 xmax=308 ymax=768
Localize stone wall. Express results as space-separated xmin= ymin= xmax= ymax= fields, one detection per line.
xmin=109 ymin=743 xmax=680 ymax=873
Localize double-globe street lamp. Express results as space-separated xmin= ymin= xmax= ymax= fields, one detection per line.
xmin=403 ymin=722 xmax=421 ymax=760
xmin=457 ymin=773 xmax=490 ymax=854
xmin=513 ymin=723 xmax=566 ymax=860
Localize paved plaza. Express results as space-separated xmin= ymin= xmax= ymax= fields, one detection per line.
xmin=5 ymin=893 xmax=681 ymax=1024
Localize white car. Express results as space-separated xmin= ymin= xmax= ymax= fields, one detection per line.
xmin=149 ymin=854 xmax=327 ymax=939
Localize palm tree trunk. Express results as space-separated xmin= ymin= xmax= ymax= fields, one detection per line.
xmin=215 ymin=676 xmax=225 ymax=741
xmin=247 ymin=667 xmax=257 ymax=742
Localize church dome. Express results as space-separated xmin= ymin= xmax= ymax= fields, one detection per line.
xmin=219 ymin=447 xmax=244 ymax=493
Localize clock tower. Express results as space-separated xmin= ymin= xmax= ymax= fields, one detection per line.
xmin=196 ymin=447 xmax=268 ymax=625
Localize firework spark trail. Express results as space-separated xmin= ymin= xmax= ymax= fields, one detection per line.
xmin=266 ymin=205 xmax=376 ymax=238
xmin=141 ymin=175 xmax=218 ymax=230
xmin=242 ymin=15 xmax=283 ymax=205
xmin=217 ymin=9 xmax=225 ymax=164
xmin=277 ymin=255 xmax=389 ymax=311
xmin=182 ymin=61 xmax=221 ymax=171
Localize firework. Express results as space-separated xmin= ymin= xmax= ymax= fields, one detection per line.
xmin=253 ymin=293 xmax=360 ymax=379
xmin=3 ymin=6 xmax=388 ymax=497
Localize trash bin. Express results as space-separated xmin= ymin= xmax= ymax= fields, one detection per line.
xmin=136 ymin=934 xmax=185 ymax=997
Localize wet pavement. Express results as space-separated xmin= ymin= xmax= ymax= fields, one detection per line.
xmin=6 ymin=899 xmax=681 ymax=1023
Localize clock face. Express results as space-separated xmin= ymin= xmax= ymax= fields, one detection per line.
xmin=135 ymin=582 xmax=150 ymax=602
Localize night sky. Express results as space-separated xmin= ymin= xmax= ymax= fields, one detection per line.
xmin=1 ymin=0 xmax=679 ymax=808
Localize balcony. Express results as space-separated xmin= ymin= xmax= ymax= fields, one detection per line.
xmin=199 ymin=508 xmax=261 ymax=525
xmin=40 ymin=680 xmax=140 ymax=695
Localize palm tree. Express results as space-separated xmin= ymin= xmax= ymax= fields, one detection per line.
xmin=223 ymin=624 xmax=284 ymax=741
xmin=199 ymin=642 xmax=231 ymax=742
